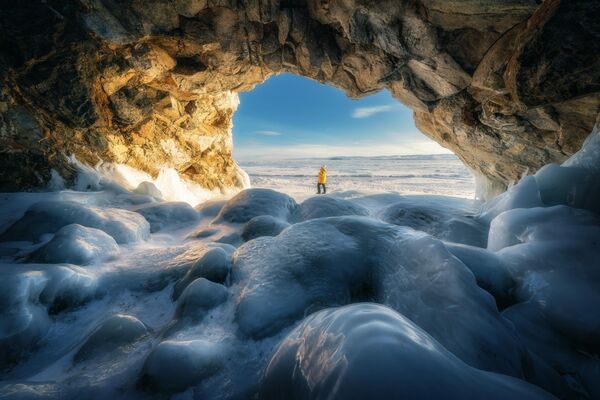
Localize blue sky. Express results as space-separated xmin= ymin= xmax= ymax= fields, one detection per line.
xmin=232 ymin=73 xmax=451 ymax=160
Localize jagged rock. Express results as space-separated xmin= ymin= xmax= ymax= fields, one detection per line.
xmin=0 ymin=1 xmax=598 ymax=195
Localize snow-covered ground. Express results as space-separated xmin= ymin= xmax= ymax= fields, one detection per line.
xmin=0 ymin=129 xmax=599 ymax=400
xmin=240 ymin=154 xmax=475 ymax=201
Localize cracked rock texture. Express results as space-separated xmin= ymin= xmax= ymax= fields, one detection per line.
xmin=1 ymin=0 xmax=598 ymax=195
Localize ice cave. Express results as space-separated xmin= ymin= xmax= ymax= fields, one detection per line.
xmin=0 ymin=1 xmax=599 ymax=399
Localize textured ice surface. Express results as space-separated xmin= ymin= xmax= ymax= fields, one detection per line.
xmin=215 ymin=188 xmax=301 ymax=223
xmin=30 ymin=224 xmax=119 ymax=265
xmin=241 ymin=215 xmax=290 ymax=241
xmin=0 ymin=200 xmax=150 ymax=244
xmin=175 ymin=278 xmax=228 ymax=320
xmin=378 ymin=197 xmax=487 ymax=246
xmin=139 ymin=339 xmax=225 ymax=393
xmin=134 ymin=201 xmax=200 ymax=232
xmin=299 ymin=195 xmax=369 ymax=220
xmin=260 ymin=304 xmax=554 ymax=400
xmin=1 ymin=126 xmax=599 ymax=399
xmin=233 ymin=216 xmax=525 ymax=377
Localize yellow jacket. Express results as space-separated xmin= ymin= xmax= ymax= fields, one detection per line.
xmin=318 ymin=168 xmax=327 ymax=184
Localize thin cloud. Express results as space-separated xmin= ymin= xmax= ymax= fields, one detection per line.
xmin=352 ymin=105 xmax=395 ymax=119
xmin=255 ymin=130 xmax=283 ymax=136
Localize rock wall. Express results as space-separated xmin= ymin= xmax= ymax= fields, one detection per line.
xmin=1 ymin=0 xmax=598 ymax=195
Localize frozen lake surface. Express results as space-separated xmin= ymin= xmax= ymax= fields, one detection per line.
xmin=240 ymin=154 xmax=475 ymax=200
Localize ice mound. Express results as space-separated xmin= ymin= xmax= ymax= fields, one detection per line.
xmin=0 ymin=264 xmax=97 ymax=367
xmin=0 ymin=200 xmax=150 ymax=244
xmin=175 ymin=278 xmax=228 ymax=320
xmin=195 ymin=199 xmax=226 ymax=218
xmin=241 ymin=215 xmax=290 ymax=241
xmin=446 ymin=243 xmax=514 ymax=308
xmin=215 ymin=189 xmax=301 ymax=223
xmin=74 ymin=314 xmax=149 ymax=362
xmin=29 ymin=224 xmax=119 ymax=265
xmin=378 ymin=199 xmax=486 ymax=246
xmin=134 ymin=202 xmax=200 ymax=232
xmin=133 ymin=181 xmax=163 ymax=199
xmin=259 ymin=303 xmax=554 ymax=400
xmin=490 ymin=206 xmax=600 ymax=351
xmin=233 ymin=217 xmax=524 ymax=377
xmin=172 ymin=247 xmax=232 ymax=299
xmin=139 ymin=339 xmax=225 ymax=393
xmin=299 ymin=196 xmax=369 ymax=220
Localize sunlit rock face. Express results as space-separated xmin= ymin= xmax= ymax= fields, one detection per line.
xmin=0 ymin=0 xmax=598 ymax=193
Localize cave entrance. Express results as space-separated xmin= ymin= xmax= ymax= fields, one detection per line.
xmin=232 ymin=74 xmax=475 ymax=200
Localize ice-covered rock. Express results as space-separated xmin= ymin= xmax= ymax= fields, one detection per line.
xmin=491 ymin=206 xmax=600 ymax=351
xmin=0 ymin=264 xmax=97 ymax=367
xmin=259 ymin=304 xmax=554 ymax=400
xmin=172 ymin=247 xmax=232 ymax=299
xmin=242 ymin=215 xmax=290 ymax=242
xmin=134 ymin=202 xmax=200 ymax=232
xmin=133 ymin=181 xmax=163 ymax=199
xmin=74 ymin=314 xmax=149 ymax=362
xmin=446 ymin=243 xmax=514 ymax=309
xmin=175 ymin=278 xmax=228 ymax=320
xmin=299 ymin=196 xmax=369 ymax=220
xmin=195 ymin=199 xmax=226 ymax=218
xmin=140 ymin=339 xmax=225 ymax=393
xmin=378 ymin=199 xmax=486 ymax=246
xmin=0 ymin=200 xmax=150 ymax=244
xmin=233 ymin=216 xmax=525 ymax=376
xmin=480 ymin=176 xmax=543 ymax=223
xmin=214 ymin=189 xmax=301 ymax=224
xmin=29 ymin=224 xmax=119 ymax=265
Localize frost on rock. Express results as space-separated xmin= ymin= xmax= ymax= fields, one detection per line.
xmin=233 ymin=217 xmax=525 ymax=377
xmin=195 ymin=199 xmax=226 ymax=218
xmin=29 ymin=224 xmax=119 ymax=265
xmin=172 ymin=247 xmax=232 ymax=299
xmin=214 ymin=189 xmax=301 ymax=223
xmin=0 ymin=264 xmax=97 ymax=367
xmin=134 ymin=202 xmax=200 ymax=232
xmin=299 ymin=196 xmax=369 ymax=220
xmin=378 ymin=198 xmax=487 ymax=247
xmin=139 ymin=339 xmax=225 ymax=394
xmin=242 ymin=215 xmax=290 ymax=242
xmin=259 ymin=304 xmax=554 ymax=400
xmin=0 ymin=200 xmax=150 ymax=244
xmin=74 ymin=314 xmax=149 ymax=363
xmin=175 ymin=278 xmax=228 ymax=320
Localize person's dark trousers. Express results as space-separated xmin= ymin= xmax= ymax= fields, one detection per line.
xmin=317 ymin=183 xmax=326 ymax=194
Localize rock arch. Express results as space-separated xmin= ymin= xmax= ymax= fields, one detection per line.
xmin=1 ymin=0 xmax=598 ymax=196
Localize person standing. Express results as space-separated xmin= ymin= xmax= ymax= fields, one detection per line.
xmin=317 ymin=165 xmax=327 ymax=194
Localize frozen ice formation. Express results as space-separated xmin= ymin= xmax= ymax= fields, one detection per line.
xmin=259 ymin=304 xmax=554 ymax=400
xmin=139 ymin=339 xmax=225 ymax=393
xmin=172 ymin=247 xmax=232 ymax=299
xmin=29 ymin=224 xmax=119 ymax=265
xmin=215 ymin=188 xmax=301 ymax=223
xmin=74 ymin=314 xmax=149 ymax=362
xmin=1 ymin=122 xmax=600 ymax=399
xmin=175 ymin=278 xmax=228 ymax=320
xmin=241 ymin=215 xmax=290 ymax=242
xmin=233 ymin=216 xmax=525 ymax=377
xmin=0 ymin=263 xmax=97 ymax=368
xmin=299 ymin=196 xmax=369 ymax=220
xmin=133 ymin=181 xmax=163 ymax=200
xmin=134 ymin=201 xmax=200 ymax=232
xmin=378 ymin=197 xmax=487 ymax=246
xmin=0 ymin=200 xmax=150 ymax=244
